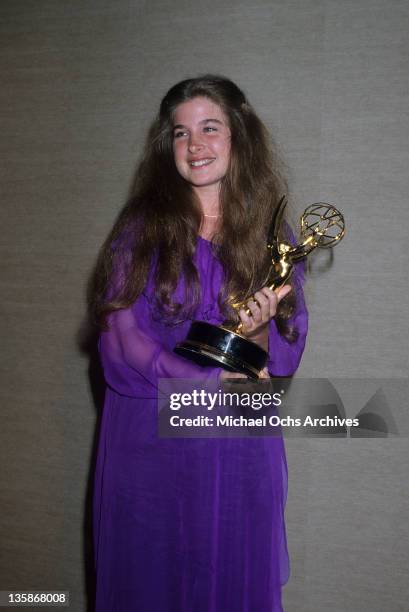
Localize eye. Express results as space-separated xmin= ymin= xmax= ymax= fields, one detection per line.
xmin=173 ymin=130 xmax=188 ymax=139
xmin=203 ymin=126 xmax=217 ymax=133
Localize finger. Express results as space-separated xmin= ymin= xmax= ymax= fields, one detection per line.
xmin=253 ymin=291 xmax=270 ymax=322
xmin=238 ymin=308 xmax=254 ymax=331
xmin=276 ymin=284 xmax=292 ymax=303
xmin=259 ymin=287 xmax=279 ymax=318
xmin=246 ymin=300 xmax=262 ymax=324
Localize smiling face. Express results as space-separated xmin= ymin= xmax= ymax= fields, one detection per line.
xmin=172 ymin=96 xmax=231 ymax=200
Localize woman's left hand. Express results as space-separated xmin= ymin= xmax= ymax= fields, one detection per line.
xmin=238 ymin=284 xmax=292 ymax=350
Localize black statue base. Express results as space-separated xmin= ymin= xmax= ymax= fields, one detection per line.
xmin=174 ymin=321 xmax=268 ymax=379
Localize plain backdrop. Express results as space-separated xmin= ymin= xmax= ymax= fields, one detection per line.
xmin=1 ymin=1 xmax=408 ymax=611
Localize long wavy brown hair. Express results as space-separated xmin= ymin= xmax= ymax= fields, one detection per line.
xmin=91 ymin=74 xmax=298 ymax=340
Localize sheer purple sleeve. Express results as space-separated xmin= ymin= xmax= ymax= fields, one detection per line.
xmin=267 ymin=260 xmax=308 ymax=376
xmin=99 ymin=304 xmax=222 ymax=398
xmin=98 ymin=233 xmax=221 ymax=398
xmin=267 ymin=223 xmax=309 ymax=376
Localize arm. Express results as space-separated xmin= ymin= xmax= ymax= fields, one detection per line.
xmin=99 ymin=299 xmax=222 ymax=398
xmin=267 ymin=220 xmax=309 ymax=375
xmin=237 ymin=261 xmax=308 ymax=377
xmin=98 ymin=234 xmax=221 ymax=398
xmin=266 ymin=260 xmax=308 ymax=376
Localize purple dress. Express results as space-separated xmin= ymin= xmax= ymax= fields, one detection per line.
xmin=93 ymin=235 xmax=308 ymax=612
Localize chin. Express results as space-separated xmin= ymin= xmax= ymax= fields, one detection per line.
xmin=188 ymin=176 xmax=224 ymax=188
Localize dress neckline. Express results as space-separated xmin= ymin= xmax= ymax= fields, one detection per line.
xmin=197 ymin=235 xmax=212 ymax=244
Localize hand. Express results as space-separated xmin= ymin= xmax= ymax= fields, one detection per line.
xmin=258 ymin=367 xmax=270 ymax=379
xmin=220 ymin=369 xmax=247 ymax=381
xmin=238 ymin=284 xmax=292 ymax=350
xmin=219 ymin=366 xmax=270 ymax=382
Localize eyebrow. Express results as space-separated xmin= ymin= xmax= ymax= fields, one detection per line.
xmin=173 ymin=118 xmax=224 ymax=130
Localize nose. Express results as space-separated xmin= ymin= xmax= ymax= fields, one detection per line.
xmin=188 ymin=133 xmax=204 ymax=153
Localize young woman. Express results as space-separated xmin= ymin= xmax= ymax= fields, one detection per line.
xmin=91 ymin=75 xmax=308 ymax=612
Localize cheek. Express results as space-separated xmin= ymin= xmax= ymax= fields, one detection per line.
xmin=173 ymin=142 xmax=185 ymax=166
xmin=215 ymin=135 xmax=231 ymax=161
xmin=220 ymin=141 xmax=231 ymax=166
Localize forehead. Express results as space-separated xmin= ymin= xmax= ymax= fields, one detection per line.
xmin=172 ymin=96 xmax=228 ymax=126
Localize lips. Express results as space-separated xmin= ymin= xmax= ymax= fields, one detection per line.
xmin=189 ymin=158 xmax=216 ymax=168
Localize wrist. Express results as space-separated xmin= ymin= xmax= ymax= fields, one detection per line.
xmin=246 ymin=325 xmax=269 ymax=351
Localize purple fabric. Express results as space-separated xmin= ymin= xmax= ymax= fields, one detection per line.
xmin=93 ymin=235 xmax=308 ymax=612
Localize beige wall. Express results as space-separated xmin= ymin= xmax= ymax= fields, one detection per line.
xmin=1 ymin=1 xmax=408 ymax=610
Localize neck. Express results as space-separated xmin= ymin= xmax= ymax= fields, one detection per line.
xmin=199 ymin=209 xmax=220 ymax=242
xmin=193 ymin=184 xmax=220 ymax=217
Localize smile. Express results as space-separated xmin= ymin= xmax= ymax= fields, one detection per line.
xmin=189 ymin=158 xmax=215 ymax=168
